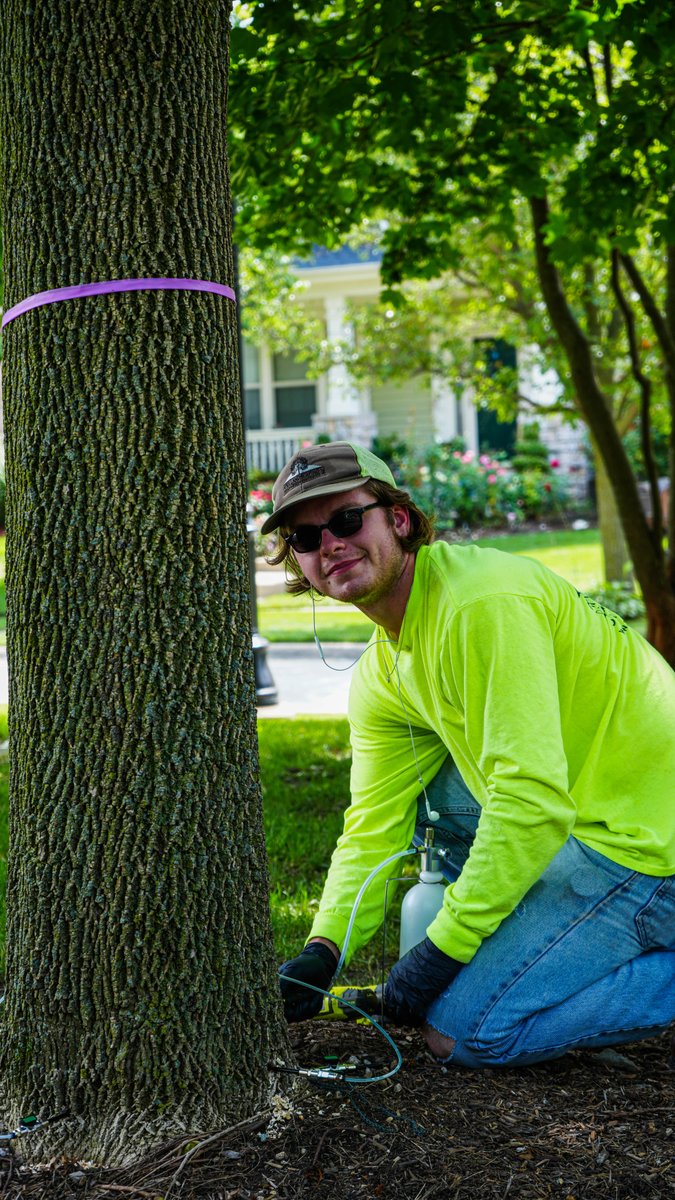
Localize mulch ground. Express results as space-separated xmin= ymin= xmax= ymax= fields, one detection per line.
xmin=1 ymin=1024 xmax=673 ymax=1200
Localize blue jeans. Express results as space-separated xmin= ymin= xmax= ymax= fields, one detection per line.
xmin=414 ymin=758 xmax=675 ymax=1067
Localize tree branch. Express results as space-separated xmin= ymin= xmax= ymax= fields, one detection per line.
xmin=666 ymin=249 xmax=675 ymax=581
xmin=607 ymin=301 xmax=623 ymax=344
xmin=603 ymin=44 xmax=613 ymax=101
xmin=610 ymin=249 xmax=662 ymax=548
xmin=581 ymin=45 xmax=600 ymax=107
xmin=516 ymin=392 xmax=576 ymax=417
xmin=620 ymin=252 xmax=675 ymax=379
xmin=581 ymin=261 xmax=602 ymax=342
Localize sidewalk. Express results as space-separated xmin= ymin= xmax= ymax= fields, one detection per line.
xmin=0 ymin=641 xmax=351 ymax=717
xmin=254 ymin=561 xmax=353 ymax=716
xmin=257 ymin=641 xmax=353 ymax=717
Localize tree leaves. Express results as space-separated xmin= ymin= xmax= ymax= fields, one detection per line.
xmin=230 ymin=0 xmax=675 ymax=280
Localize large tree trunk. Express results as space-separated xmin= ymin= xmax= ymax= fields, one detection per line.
xmin=0 ymin=0 xmax=289 ymax=1165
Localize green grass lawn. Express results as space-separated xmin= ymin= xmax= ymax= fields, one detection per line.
xmin=259 ymin=718 xmax=350 ymax=959
xmin=471 ymin=527 xmax=604 ymax=590
xmin=258 ymin=592 xmax=376 ymax=644
xmin=259 ymin=717 xmax=399 ymax=982
xmin=258 ymin=527 xmax=606 ymax=643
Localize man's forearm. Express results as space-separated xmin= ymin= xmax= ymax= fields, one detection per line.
xmin=307 ymin=936 xmax=340 ymax=963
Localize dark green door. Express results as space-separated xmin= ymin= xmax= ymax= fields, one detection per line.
xmin=474 ymin=338 xmax=517 ymax=455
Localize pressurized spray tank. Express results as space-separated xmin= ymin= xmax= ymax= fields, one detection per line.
xmin=399 ymin=828 xmax=447 ymax=959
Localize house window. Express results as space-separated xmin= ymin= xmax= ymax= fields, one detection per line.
xmin=242 ymin=341 xmax=262 ymax=431
xmin=273 ymin=352 xmax=316 ymax=428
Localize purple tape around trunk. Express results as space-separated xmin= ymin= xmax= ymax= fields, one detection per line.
xmin=1 ymin=277 xmax=236 ymax=329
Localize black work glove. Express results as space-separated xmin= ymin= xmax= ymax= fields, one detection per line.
xmin=384 ymin=937 xmax=464 ymax=1027
xmin=278 ymin=942 xmax=337 ymax=1022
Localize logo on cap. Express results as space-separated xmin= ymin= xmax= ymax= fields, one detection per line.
xmin=283 ymin=456 xmax=326 ymax=495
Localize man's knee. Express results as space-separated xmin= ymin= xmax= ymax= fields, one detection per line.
xmin=423 ymin=1020 xmax=516 ymax=1067
xmin=423 ymin=1022 xmax=456 ymax=1060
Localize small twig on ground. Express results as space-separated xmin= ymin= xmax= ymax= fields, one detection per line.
xmin=164 ymin=1112 xmax=268 ymax=1197
xmin=310 ymin=1126 xmax=331 ymax=1166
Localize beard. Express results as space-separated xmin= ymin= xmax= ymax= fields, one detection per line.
xmin=319 ymin=531 xmax=411 ymax=611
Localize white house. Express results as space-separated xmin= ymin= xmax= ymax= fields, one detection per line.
xmin=242 ymin=247 xmax=590 ymax=499
xmin=242 ymin=246 xmax=482 ymax=474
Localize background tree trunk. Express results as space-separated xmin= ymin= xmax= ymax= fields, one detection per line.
xmin=592 ymin=444 xmax=632 ymax=584
xmin=530 ymin=195 xmax=675 ymax=667
xmin=0 ymin=0 xmax=290 ymax=1164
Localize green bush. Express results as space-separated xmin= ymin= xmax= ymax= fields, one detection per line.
xmin=512 ymin=422 xmax=552 ymax=474
xmin=513 ymin=467 xmax=570 ymax=521
xmin=248 ymin=485 xmax=274 ymax=519
xmin=246 ymin=438 xmax=572 ymax=539
xmin=581 ymin=581 xmax=646 ymax=621
xmin=622 ymin=425 xmax=670 ymax=481
xmin=402 ymin=443 xmax=570 ymax=529
xmin=370 ymin=434 xmax=410 ymax=477
xmin=248 ymin=468 xmax=277 ymax=490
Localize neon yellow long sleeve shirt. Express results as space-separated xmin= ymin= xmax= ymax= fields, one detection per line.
xmin=309 ymin=543 xmax=675 ymax=964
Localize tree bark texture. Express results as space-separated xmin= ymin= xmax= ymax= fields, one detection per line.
xmin=0 ymin=0 xmax=290 ymax=1163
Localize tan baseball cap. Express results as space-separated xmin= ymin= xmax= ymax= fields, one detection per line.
xmin=260 ymin=441 xmax=396 ymax=534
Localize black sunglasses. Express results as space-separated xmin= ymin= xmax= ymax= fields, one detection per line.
xmin=285 ymin=501 xmax=383 ymax=554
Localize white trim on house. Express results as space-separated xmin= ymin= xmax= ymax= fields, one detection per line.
xmin=243 ymin=255 xmax=475 ymax=466
xmin=242 ymin=255 xmax=589 ymax=494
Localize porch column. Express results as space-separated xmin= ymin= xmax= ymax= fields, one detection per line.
xmin=430 ymin=372 xmax=460 ymax=442
xmin=459 ymin=384 xmax=479 ymax=454
xmin=313 ymin=297 xmax=377 ymax=444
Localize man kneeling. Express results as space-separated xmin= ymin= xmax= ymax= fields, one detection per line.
xmin=265 ymin=442 xmax=675 ymax=1068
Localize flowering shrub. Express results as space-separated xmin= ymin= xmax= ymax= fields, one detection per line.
xmin=400 ymin=443 xmax=570 ymax=529
xmin=248 ymin=487 xmax=274 ymax=519
xmin=514 ymin=467 xmax=570 ymax=522
xmin=247 ymin=483 xmax=275 ymax=555
xmin=246 ymin=443 xmax=572 ymax=549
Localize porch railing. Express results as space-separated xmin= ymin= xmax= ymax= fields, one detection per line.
xmin=245 ymin=429 xmax=314 ymax=475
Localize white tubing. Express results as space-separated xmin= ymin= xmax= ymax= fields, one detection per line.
xmin=334 ymin=846 xmax=418 ymax=979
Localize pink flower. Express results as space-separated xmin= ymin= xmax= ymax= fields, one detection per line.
xmin=488 ymin=474 xmax=497 ymax=484
xmin=480 ymin=454 xmax=491 ymax=466
xmin=549 ymin=458 xmax=560 ymax=468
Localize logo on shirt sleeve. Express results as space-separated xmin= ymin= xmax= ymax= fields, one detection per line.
xmin=576 ymin=590 xmax=628 ymax=634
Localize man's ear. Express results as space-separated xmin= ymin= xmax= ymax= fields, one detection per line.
xmin=391 ymin=504 xmax=412 ymax=538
